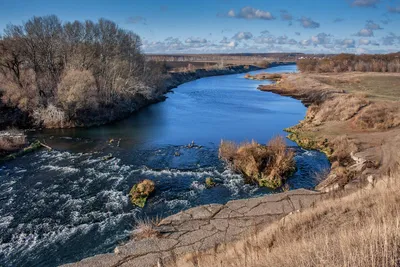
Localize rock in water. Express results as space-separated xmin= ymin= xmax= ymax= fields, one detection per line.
xmin=205 ymin=177 xmax=216 ymax=188
xmin=129 ymin=179 xmax=155 ymax=208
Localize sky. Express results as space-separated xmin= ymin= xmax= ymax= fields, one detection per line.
xmin=0 ymin=0 xmax=400 ymax=54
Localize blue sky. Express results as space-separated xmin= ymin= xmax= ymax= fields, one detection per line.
xmin=0 ymin=0 xmax=400 ymax=54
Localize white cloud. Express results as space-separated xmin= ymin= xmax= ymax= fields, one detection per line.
xmin=126 ymin=16 xmax=147 ymax=25
xmin=356 ymin=28 xmax=374 ymax=37
xmin=351 ymin=0 xmax=380 ymax=7
xmin=280 ymin=10 xmax=293 ymax=21
xmin=336 ymin=39 xmax=356 ymax=48
xmin=232 ymin=31 xmax=253 ymax=41
xmin=298 ymin=17 xmax=320 ymax=29
xmin=226 ymin=6 xmax=275 ymax=20
xmin=185 ymin=37 xmax=207 ymax=44
xmin=388 ymin=5 xmax=400 ymax=13
xmin=365 ymin=20 xmax=382 ymax=30
xmin=359 ymin=38 xmax=371 ymax=45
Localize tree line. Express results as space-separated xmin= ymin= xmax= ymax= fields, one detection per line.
xmin=0 ymin=15 xmax=166 ymax=127
xmin=297 ymin=53 xmax=400 ymax=73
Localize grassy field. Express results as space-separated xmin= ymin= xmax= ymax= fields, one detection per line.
xmin=304 ymin=72 xmax=400 ymax=101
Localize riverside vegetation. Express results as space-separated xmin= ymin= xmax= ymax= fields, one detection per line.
xmin=297 ymin=53 xmax=400 ymax=73
xmin=219 ymin=136 xmax=295 ymax=189
xmin=0 ymin=15 xmax=167 ymax=128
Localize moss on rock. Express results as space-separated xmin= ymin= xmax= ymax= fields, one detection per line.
xmin=205 ymin=177 xmax=216 ymax=188
xmin=129 ymin=179 xmax=155 ymax=208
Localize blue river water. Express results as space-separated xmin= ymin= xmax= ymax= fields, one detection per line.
xmin=0 ymin=64 xmax=329 ymax=266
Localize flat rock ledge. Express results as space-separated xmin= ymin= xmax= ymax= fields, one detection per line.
xmin=63 ymin=189 xmax=322 ymax=267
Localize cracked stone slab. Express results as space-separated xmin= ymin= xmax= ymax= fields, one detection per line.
xmin=62 ymin=189 xmax=322 ymax=267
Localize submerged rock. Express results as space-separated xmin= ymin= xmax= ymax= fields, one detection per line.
xmin=205 ymin=177 xmax=216 ymax=188
xmin=103 ymin=153 xmax=114 ymax=161
xmin=129 ymin=179 xmax=155 ymax=208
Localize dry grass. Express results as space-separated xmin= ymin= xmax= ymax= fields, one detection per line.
xmin=131 ymin=217 xmax=161 ymax=241
xmin=309 ymin=73 xmax=400 ymax=101
xmin=311 ymin=95 xmax=369 ymax=124
xmin=330 ymin=136 xmax=357 ymax=164
xmin=354 ymin=102 xmax=400 ymax=130
xmin=219 ymin=136 xmax=295 ymax=189
xmin=312 ymin=168 xmax=331 ymax=184
xmin=169 ymin=173 xmax=400 ymax=267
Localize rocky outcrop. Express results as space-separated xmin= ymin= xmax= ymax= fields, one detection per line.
xmin=62 ymin=189 xmax=322 ymax=267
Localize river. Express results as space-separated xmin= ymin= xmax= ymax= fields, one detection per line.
xmin=0 ymin=64 xmax=329 ymax=266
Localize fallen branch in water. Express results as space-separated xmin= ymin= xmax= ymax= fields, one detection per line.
xmin=0 ymin=140 xmax=52 ymax=163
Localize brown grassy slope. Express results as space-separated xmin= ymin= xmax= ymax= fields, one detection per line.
xmin=257 ymin=72 xmax=400 ymax=191
xmin=168 ymin=173 xmax=400 ymax=267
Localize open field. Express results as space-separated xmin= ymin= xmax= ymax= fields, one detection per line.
xmin=301 ymin=72 xmax=400 ymax=101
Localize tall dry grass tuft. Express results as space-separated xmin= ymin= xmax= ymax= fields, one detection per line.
xmin=219 ymin=136 xmax=295 ymax=189
xmin=131 ymin=217 xmax=161 ymax=241
xmin=169 ymin=174 xmax=400 ymax=267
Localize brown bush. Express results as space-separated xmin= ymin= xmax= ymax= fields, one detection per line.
xmin=32 ymin=104 xmax=67 ymax=128
xmin=219 ymin=136 xmax=295 ymax=189
xmin=57 ymin=69 xmax=99 ymax=112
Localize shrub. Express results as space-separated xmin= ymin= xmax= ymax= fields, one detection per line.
xmin=33 ymin=104 xmax=66 ymax=128
xmin=57 ymin=69 xmax=99 ymax=115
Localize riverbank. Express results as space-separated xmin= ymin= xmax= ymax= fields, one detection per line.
xmin=0 ymin=65 xmax=263 ymax=131
xmin=256 ymin=72 xmax=400 ymax=192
